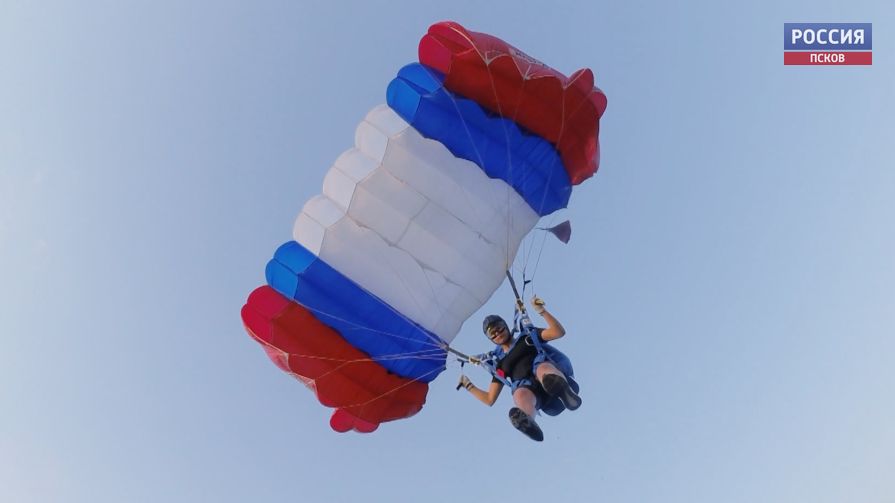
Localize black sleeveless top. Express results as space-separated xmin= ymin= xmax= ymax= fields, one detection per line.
xmin=491 ymin=330 xmax=543 ymax=383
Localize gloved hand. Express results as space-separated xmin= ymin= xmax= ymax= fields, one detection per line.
xmin=531 ymin=296 xmax=547 ymax=314
xmin=467 ymin=355 xmax=482 ymax=365
xmin=457 ymin=374 xmax=472 ymax=391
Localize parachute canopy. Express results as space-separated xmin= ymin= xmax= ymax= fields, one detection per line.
xmin=241 ymin=21 xmax=607 ymax=433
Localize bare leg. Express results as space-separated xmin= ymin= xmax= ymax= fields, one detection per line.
xmin=535 ymin=361 xmax=566 ymax=382
xmin=509 ymin=388 xmax=543 ymax=441
xmin=512 ymin=387 xmax=538 ymax=417
xmin=535 ymin=362 xmax=581 ymax=411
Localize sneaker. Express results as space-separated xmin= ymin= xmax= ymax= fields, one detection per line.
xmin=509 ymin=407 xmax=544 ymax=441
xmin=542 ymin=374 xmax=582 ymax=411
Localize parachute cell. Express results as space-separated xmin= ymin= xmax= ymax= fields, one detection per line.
xmin=266 ymin=241 xmax=446 ymax=380
xmin=290 ymin=105 xmax=540 ymax=344
xmin=387 ymin=63 xmax=571 ymax=216
xmin=242 ymin=286 xmax=428 ymax=432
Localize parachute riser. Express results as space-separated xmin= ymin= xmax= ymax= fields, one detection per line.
xmin=506 ymin=270 xmax=547 ymax=355
xmin=506 ymin=271 xmax=536 ymax=335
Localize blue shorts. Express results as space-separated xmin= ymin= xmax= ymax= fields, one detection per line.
xmin=510 ymin=346 xmax=579 ymax=416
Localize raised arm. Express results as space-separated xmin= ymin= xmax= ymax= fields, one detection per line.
xmin=532 ymin=296 xmax=566 ymax=341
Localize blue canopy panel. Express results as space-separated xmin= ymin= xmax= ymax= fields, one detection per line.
xmin=386 ymin=63 xmax=572 ymax=217
xmin=265 ymin=241 xmax=447 ymax=382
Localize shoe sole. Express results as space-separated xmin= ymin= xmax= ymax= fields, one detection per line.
xmin=542 ymin=374 xmax=582 ymax=411
xmin=509 ymin=407 xmax=544 ymax=442
xmin=558 ymin=388 xmax=582 ymax=411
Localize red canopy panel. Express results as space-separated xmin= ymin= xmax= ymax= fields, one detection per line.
xmin=419 ymin=21 xmax=608 ymax=184
xmin=241 ymin=286 xmax=429 ymax=433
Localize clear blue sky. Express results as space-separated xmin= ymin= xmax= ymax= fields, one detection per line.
xmin=2 ymin=1 xmax=893 ymax=502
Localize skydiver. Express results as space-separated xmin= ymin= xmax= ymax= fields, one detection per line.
xmin=458 ymin=296 xmax=580 ymax=441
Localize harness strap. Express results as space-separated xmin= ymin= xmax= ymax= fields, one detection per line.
xmin=457 ymin=271 xmax=553 ymax=391
xmin=480 ymin=356 xmax=513 ymax=388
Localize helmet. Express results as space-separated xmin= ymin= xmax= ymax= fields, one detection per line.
xmin=482 ymin=314 xmax=507 ymax=334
